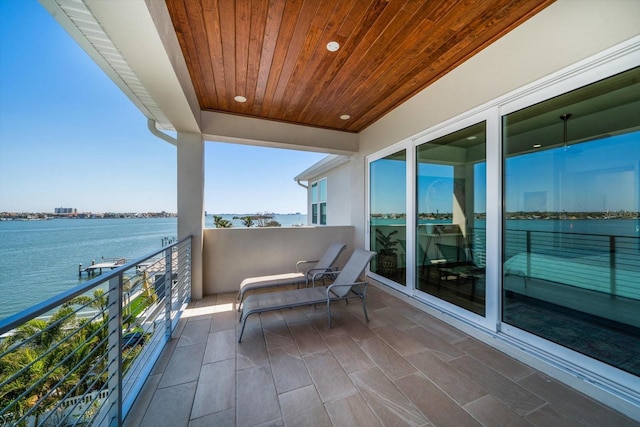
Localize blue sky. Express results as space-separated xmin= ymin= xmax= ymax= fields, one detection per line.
xmin=0 ymin=1 xmax=325 ymax=214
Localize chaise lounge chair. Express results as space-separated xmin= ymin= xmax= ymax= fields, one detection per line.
xmin=238 ymin=249 xmax=376 ymax=342
xmin=237 ymin=243 xmax=346 ymax=308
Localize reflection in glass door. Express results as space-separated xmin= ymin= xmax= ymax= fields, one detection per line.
xmin=370 ymin=150 xmax=406 ymax=286
xmin=415 ymin=122 xmax=486 ymax=315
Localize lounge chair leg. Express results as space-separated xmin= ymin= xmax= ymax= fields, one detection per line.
xmin=327 ymin=300 xmax=332 ymax=329
xmin=238 ymin=317 xmax=248 ymax=343
xmin=362 ymin=298 xmax=369 ymax=322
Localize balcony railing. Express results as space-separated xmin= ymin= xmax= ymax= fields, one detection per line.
xmin=0 ymin=236 xmax=192 ymax=427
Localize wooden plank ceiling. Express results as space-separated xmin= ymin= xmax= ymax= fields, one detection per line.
xmin=166 ymin=0 xmax=554 ymax=133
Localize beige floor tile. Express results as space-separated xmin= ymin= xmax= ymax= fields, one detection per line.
xmin=189 ymin=408 xmax=235 ymax=427
xmin=464 ymin=395 xmax=533 ymax=427
xmin=371 ymin=306 xmax=418 ymax=330
xmin=405 ymin=350 xmax=487 ymax=405
xmin=395 ymin=372 xmax=482 ymax=427
xmin=351 ymin=367 xmax=428 ymax=426
xmin=325 ymin=392 xmax=382 ymax=427
xmin=448 ymin=355 xmax=545 ymax=416
xmin=373 ymin=324 xmax=427 ymax=356
xmin=525 ymin=403 xmax=588 ymax=427
xmin=139 ymin=381 xmax=197 ymax=427
xmin=158 ymin=343 xmax=206 ymax=388
xmin=150 ymin=337 xmax=178 ymax=376
xmin=191 ymin=359 xmax=235 ymax=419
xmin=338 ymin=312 xmax=377 ymax=341
xmin=236 ymin=366 xmax=281 ymax=427
xmin=413 ymin=314 xmax=468 ymax=343
xmin=211 ymin=309 xmax=236 ymax=332
xmin=518 ymin=373 xmax=639 ymax=427
xmin=403 ymin=325 xmax=466 ymax=361
xmin=455 ymin=338 xmax=534 ymax=381
xmin=358 ymin=336 xmax=417 ymax=380
xmin=263 ymin=321 xmax=295 ymax=349
xmin=177 ymin=319 xmax=211 ymax=347
xmin=203 ymin=329 xmax=235 ymax=363
xmin=304 ymin=349 xmax=357 ymax=402
xmin=289 ymin=321 xmax=328 ymax=355
xmin=324 ymin=333 xmax=375 ymax=374
xmin=127 ymin=291 xmax=638 ymax=427
xmin=123 ymin=374 xmax=162 ymax=427
xmin=236 ymin=324 xmax=271 ymax=370
xmin=268 ymin=344 xmax=312 ymax=394
xmin=278 ymin=385 xmax=332 ymax=427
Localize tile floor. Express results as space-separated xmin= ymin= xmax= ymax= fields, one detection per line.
xmin=123 ymin=285 xmax=639 ymax=427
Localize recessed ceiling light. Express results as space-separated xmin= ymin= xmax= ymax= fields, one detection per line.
xmin=327 ymin=41 xmax=340 ymax=52
xmin=533 ymin=144 xmax=542 ymax=148
xmin=466 ymin=136 xmax=477 ymax=140
xmin=340 ymin=114 xmax=351 ymax=120
xmin=234 ymin=95 xmax=247 ymax=103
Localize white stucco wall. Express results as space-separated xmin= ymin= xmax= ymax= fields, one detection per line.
xmin=203 ymin=226 xmax=354 ymax=294
xmin=305 ymin=160 xmax=355 ymax=226
xmin=343 ymin=0 xmax=640 ymax=251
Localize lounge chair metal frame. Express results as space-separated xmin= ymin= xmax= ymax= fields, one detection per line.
xmin=238 ymin=249 xmax=376 ymax=343
xmin=237 ymin=243 xmax=346 ymax=308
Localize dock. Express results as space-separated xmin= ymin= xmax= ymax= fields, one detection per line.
xmin=79 ymin=258 xmax=127 ymax=276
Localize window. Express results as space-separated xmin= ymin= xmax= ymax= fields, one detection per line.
xmin=502 ymin=66 xmax=640 ymax=376
xmin=311 ymin=178 xmax=327 ymax=225
xmin=369 ymin=150 xmax=407 ymax=285
xmin=416 ymin=122 xmax=486 ymax=315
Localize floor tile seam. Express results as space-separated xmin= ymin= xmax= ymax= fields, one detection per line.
xmin=298 ymin=337 xmax=360 ymax=405
xmin=400 ymin=361 xmax=490 ymax=410
xmin=156 ymin=375 xmax=200 ymax=391
xmin=454 ymin=352 xmax=535 ymax=393
xmin=370 ymin=328 xmax=428 ymax=358
xmin=125 ymin=377 xmax=160 ymax=426
xmin=261 ymin=322 xmax=286 ymax=424
xmin=350 ymin=368 xmax=431 ymax=426
xmin=201 ymin=354 xmax=236 ymax=366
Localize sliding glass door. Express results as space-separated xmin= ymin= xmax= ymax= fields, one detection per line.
xmin=416 ymin=122 xmax=487 ymax=316
xmin=369 ymin=150 xmax=407 ymax=286
xmin=502 ymin=66 xmax=640 ymax=376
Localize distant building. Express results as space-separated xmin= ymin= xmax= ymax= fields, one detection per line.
xmin=54 ymin=207 xmax=77 ymax=214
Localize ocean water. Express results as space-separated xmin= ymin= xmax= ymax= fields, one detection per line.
xmin=2 ymin=215 xmax=634 ymax=320
xmin=0 ymin=214 xmax=308 ymax=320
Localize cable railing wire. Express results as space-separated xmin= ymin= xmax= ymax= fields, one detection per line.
xmin=0 ymin=236 xmax=191 ymax=427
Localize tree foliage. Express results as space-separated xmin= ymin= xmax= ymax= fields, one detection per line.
xmin=0 ymin=288 xmax=147 ymax=425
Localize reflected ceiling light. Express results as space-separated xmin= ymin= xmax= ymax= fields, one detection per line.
xmin=234 ymin=95 xmax=247 ymax=103
xmin=466 ymin=136 xmax=477 ymax=140
xmin=560 ymin=113 xmax=572 ymax=149
xmin=533 ymin=144 xmax=542 ymax=148
xmin=327 ymin=41 xmax=340 ymax=52
xmin=340 ymin=114 xmax=351 ymax=120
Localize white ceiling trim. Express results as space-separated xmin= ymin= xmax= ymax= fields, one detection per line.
xmin=40 ymin=0 xmax=172 ymax=129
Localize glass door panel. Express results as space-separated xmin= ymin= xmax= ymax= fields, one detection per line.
xmin=370 ymin=150 xmax=407 ymax=286
xmin=416 ymin=122 xmax=486 ymax=316
xmin=502 ymin=67 xmax=640 ymax=376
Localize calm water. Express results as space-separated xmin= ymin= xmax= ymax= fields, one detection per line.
xmin=372 ymin=217 xmax=640 ymax=237
xmin=0 ymin=214 xmax=307 ymax=320
xmin=2 ymin=215 xmax=634 ymax=320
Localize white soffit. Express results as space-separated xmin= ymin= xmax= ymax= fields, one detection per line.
xmin=294 ymin=155 xmax=351 ymax=182
xmin=40 ymin=0 xmax=172 ymax=130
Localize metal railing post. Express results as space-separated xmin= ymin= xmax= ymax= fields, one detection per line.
xmin=107 ymin=274 xmax=123 ymax=426
xmin=609 ymin=235 xmax=616 ymax=296
xmin=165 ymin=247 xmax=173 ymax=339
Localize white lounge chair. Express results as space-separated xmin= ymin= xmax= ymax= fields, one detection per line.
xmin=237 ymin=243 xmax=346 ymax=308
xmin=238 ymin=249 xmax=376 ymax=342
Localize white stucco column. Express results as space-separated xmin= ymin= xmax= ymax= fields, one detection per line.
xmin=177 ymin=131 xmax=205 ymax=299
